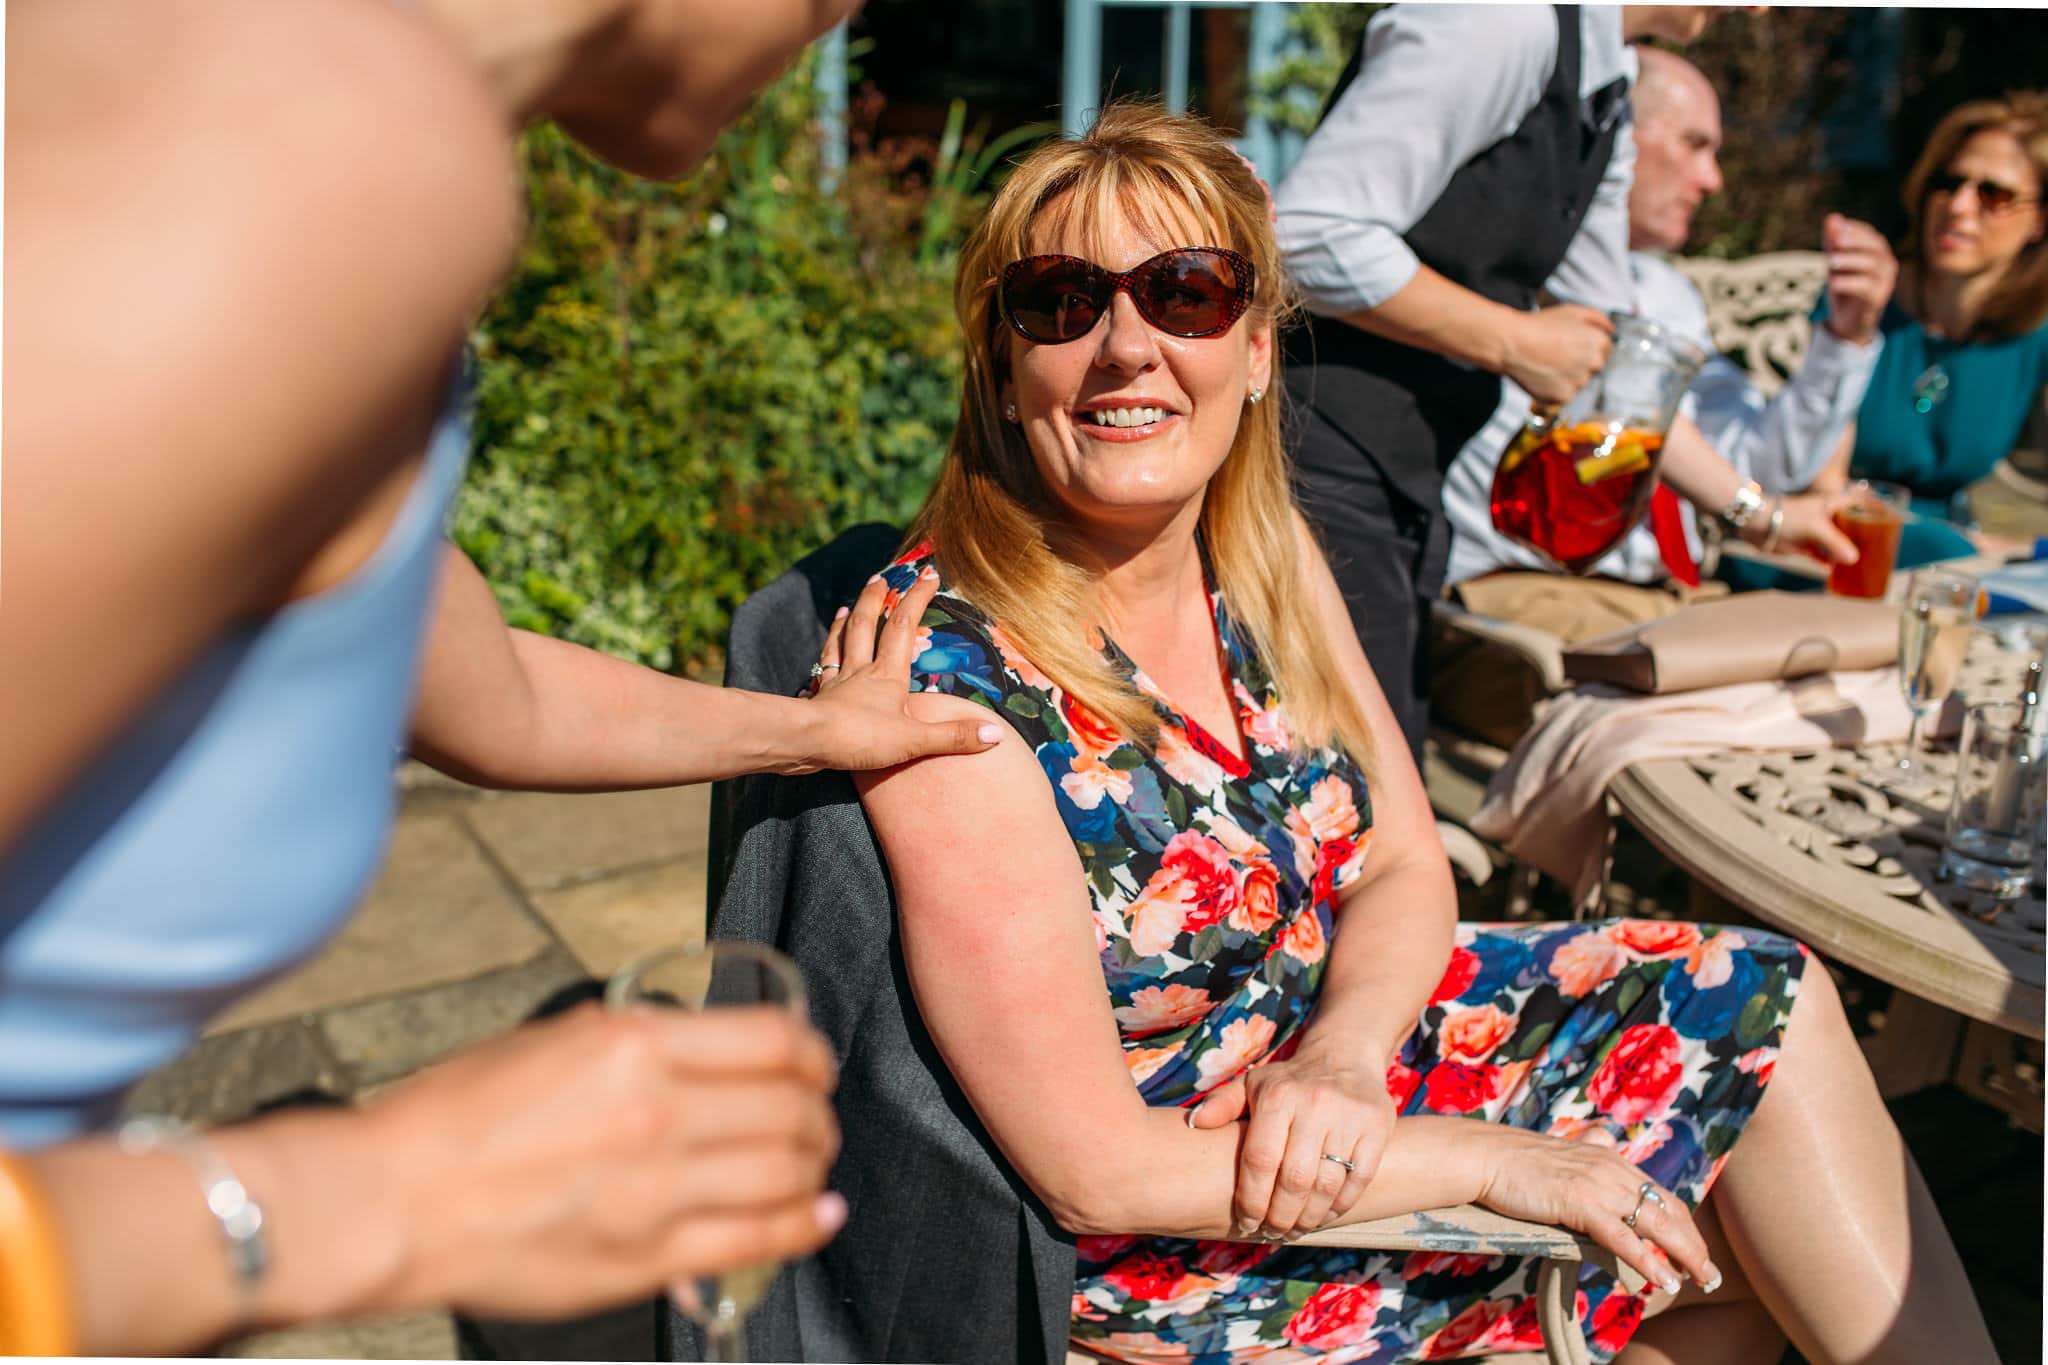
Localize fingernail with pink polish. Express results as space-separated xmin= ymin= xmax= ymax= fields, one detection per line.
xmin=815 ymin=1191 xmax=849 ymax=1234
xmin=834 ymin=606 xmax=849 ymax=621
xmin=977 ymin=724 xmax=1003 ymax=744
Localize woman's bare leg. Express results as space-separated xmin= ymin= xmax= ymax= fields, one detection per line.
xmin=1702 ymin=959 xmax=1994 ymax=1362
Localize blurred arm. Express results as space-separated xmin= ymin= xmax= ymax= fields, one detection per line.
xmin=0 ymin=0 xmax=518 ymax=853
xmin=411 ymin=548 xmax=995 ymax=787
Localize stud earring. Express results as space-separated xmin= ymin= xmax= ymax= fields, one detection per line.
xmin=1004 ymin=401 xmax=1019 ymax=423
xmin=1247 ymin=387 xmax=1265 ymax=406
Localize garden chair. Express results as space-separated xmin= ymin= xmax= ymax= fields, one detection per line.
xmin=682 ymin=525 xmax=1628 ymax=1365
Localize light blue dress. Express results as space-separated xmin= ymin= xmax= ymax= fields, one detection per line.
xmin=0 ymin=375 xmax=471 ymax=1147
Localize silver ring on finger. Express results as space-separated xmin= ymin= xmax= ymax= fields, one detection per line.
xmin=820 ymin=663 xmax=840 ymax=672
xmin=1321 ymin=1152 xmax=1356 ymax=1173
xmin=1622 ymin=1180 xmax=1664 ymax=1231
xmin=809 ymin=663 xmax=825 ymax=679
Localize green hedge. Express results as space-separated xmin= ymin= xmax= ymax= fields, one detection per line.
xmin=456 ymin=69 xmax=1039 ymax=673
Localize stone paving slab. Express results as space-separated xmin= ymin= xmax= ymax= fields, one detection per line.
xmin=465 ymin=785 xmax=712 ymax=894
xmin=123 ymin=1020 xmax=349 ymax=1126
xmin=529 ymin=855 xmax=709 ymax=980
xmin=315 ymin=947 xmax=596 ymax=1089
xmin=213 ymin=812 xmax=551 ymax=1034
xmin=228 ymin=1309 xmax=456 ymax=1361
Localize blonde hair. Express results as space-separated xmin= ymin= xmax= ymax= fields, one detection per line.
xmin=1902 ymin=91 xmax=2048 ymax=341
xmin=905 ymin=101 xmax=1376 ymax=773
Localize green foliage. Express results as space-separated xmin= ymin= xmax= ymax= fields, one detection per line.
xmin=456 ymin=63 xmax=1045 ymax=673
xmin=1247 ymin=4 xmax=1380 ymax=137
xmin=1681 ymin=10 xmax=1854 ymax=259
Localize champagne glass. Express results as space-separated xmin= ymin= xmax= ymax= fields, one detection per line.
xmin=606 ymin=941 xmax=808 ymax=1363
xmin=1895 ymin=568 xmax=1979 ymax=776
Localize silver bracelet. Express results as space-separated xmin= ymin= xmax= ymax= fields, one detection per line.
xmin=1718 ymin=480 xmax=1766 ymax=531
xmin=1760 ymin=501 xmax=1785 ymax=554
xmin=119 ymin=1116 xmax=269 ymax=1328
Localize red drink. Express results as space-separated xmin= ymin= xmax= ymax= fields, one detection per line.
xmin=1489 ymin=420 xmax=1665 ymax=574
xmin=1827 ymin=500 xmax=1905 ymax=598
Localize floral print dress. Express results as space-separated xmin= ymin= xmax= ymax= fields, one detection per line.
xmin=883 ymin=549 xmax=1807 ymax=1364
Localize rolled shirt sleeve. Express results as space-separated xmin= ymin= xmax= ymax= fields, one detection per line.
xmin=1273 ymin=4 xmax=1558 ymax=317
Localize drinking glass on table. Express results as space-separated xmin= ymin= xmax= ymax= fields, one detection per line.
xmin=1941 ymin=698 xmax=2046 ymax=898
xmin=1827 ymin=480 xmax=1910 ymax=599
xmin=1895 ymin=568 xmax=1980 ymax=776
xmin=606 ymin=941 xmax=808 ymax=1363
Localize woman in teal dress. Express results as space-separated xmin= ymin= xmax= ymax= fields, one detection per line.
xmin=823 ymin=103 xmax=1996 ymax=1362
xmin=1824 ymin=91 xmax=2048 ymax=565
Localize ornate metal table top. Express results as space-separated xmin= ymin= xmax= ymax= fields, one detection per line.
xmin=1612 ymin=626 xmax=2045 ymax=1037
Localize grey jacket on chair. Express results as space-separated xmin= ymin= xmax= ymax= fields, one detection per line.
xmin=661 ymin=524 xmax=1078 ymax=1364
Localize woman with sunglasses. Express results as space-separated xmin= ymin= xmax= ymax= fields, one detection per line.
xmin=1815 ymin=91 xmax=2048 ymax=563
xmin=817 ymin=103 xmax=1993 ymax=1364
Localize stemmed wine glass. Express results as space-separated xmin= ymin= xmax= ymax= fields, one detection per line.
xmin=1895 ymin=568 xmax=1979 ymax=776
xmin=606 ymin=940 xmax=808 ymax=1363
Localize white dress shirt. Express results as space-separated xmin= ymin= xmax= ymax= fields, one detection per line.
xmin=1443 ymin=251 xmax=1884 ymax=584
xmin=1274 ymin=4 xmax=1638 ymax=320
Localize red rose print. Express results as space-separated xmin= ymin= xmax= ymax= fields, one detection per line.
xmin=1281 ymin=1280 xmax=1382 ymax=1351
xmin=1607 ymin=918 xmax=1703 ymax=958
xmin=1311 ymin=835 xmax=1356 ymax=907
xmin=1281 ymin=907 xmax=1328 ymax=965
xmin=1589 ymin=1288 xmax=1645 ymax=1353
xmin=1479 ymin=1297 xmax=1546 ymax=1351
xmin=1430 ymin=945 xmax=1481 ymax=1004
xmin=1160 ymin=831 xmax=1238 ymax=935
xmin=1437 ymin=1003 xmax=1515 ymax=1064
xmin=1193 ymin=1240 xmax=1272 ymax=1277
xmin=1230 ymin=862 xmax=1281 ymax=934
xmin=1101 ymin=1251 xmax=1188 ymax=1302
xmin=1077 ymin=1233 xmax=1143 ymax=1262
xmin=1400 ymin=1250 xmax=1498 ymax=1280
xmin=1420 ymin=1061 xmax=1501 ymax=1115
xmin=1061 ymin=690 xmax=1125 ymax=758
xmin=1587 ymin=1023 xmax=1685 ymax=1127
xmin=1421 ymin=1298 xmax=1499 ymax=1358
xmin=1384 ymin=1058 xmax=1422 ymax=1109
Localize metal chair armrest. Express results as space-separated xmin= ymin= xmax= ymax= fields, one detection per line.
xmin=1432 ymin=598 xmax=1570 ymax=694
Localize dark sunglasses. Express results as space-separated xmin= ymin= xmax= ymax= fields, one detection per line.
xmin=1926 ymin=170 xmax=2040 ymax=215
xmin=998 ymin=247 xmax=1256 ymax=345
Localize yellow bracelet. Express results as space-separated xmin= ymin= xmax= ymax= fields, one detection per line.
xmin=0 ymin=1150 xmax=78 ymax=1356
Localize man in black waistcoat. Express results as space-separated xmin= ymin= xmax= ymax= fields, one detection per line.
xmin=1274 ymin=4 xmax=1720 ymax=760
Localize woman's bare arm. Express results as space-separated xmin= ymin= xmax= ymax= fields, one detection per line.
xmin=410 ymin=554 xmax=998 ymax=788
xmin=856 ymin=694 xmax=1483 ymax=1240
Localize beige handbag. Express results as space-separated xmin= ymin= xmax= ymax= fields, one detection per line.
xmin=1560 ymin=590 xmax=1899 ymax=694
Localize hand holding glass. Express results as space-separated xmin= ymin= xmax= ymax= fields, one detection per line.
xmin=1828 ymin=481 xmax=1909 ymax=599
xmin=1894 ymin=568 xmax=1978 ymax=776
xmin=607 ymin=941 xmax=809 ymax=1363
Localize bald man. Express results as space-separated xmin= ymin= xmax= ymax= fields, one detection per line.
xmin=1434 ymin=46 xmax=1899 ymax=747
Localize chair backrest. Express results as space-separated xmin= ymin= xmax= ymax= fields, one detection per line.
xmin=1673 ymin=250 xmax=1827 ymax=397
xmin=676 ymin=523 xmax=1078 ymax=1365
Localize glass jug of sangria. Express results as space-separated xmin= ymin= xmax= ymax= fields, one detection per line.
xmin=1488 ymin=314 xmax=1708 ymax=574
